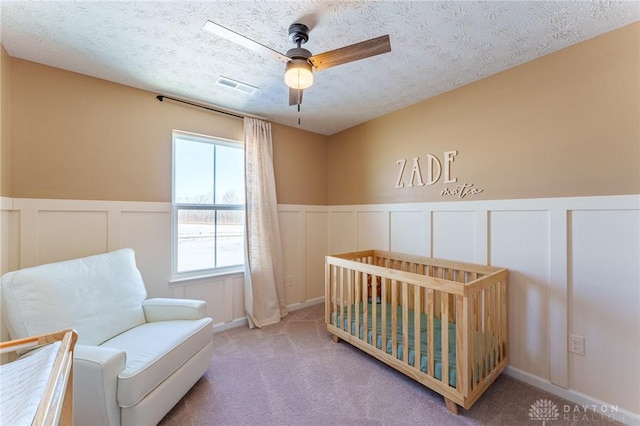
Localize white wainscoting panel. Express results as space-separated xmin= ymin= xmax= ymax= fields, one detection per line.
xmin=180 ymin=274 xmax=244 ymax=326
xmin=329 ymin=210 xmax=356 ymax=254
xmin=432 ymin=210 xmax=477 ymax=262
xmin=0 ymin=197 xmax=18 ymax=275
xmin=491 ymin=210 xmax=551 ymax=381
xmin=278 ymin=205 xmax=329 ymax=306
xmin=570 ymin=209 xmax=640 ymax=414
xmin=548 ymin=210 xmax=569 ymax=388
xmin=0 ymin=197 xmax=16 ymax=360
xmin=278 ymin=210 xmax=303 ymax=306
xmin=357 ymin=211 xmax=389 ymax=251
xmin=120 ymin=211 xmax=172 ymax=298
xmin=389 ymin=210 xmax=430 ymax=256
xmin=37 ymin=210 xmax=108 ymax=266
xmin=305 ymin=210 xmax=328 ymax=301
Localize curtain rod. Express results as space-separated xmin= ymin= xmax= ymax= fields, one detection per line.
xmin=156 ymin=95 xmax=244 ymax=120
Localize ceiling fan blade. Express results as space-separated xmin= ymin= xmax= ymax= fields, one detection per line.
xmin=203 ymin=21 xmax=289 ymax=63
xmin=289 ymin=88 xmax=303 ymax=106
xmin=309 ymin=35 xmax=391 ymax=71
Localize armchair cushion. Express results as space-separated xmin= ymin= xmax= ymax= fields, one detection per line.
xmin=142 ymin=298 xmax=207 ymax=322
xmin=2 ymin=249 xmax=147 ymax=346
xmin=100 ymin=317 xmax=213 ymax=407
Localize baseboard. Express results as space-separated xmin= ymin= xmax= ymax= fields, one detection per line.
xmin=505 ymin=366 xmax=639 ymax=425
xmin=212 ymin=297 xmax=325 ymax=334
xmin=286 ymin=296 xmax=324 ymax=312
xmin=213 ymin=316 xmax=248 ymax=333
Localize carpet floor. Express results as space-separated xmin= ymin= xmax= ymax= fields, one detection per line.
xmin=159 ymin=303 xmax=626 ymax=426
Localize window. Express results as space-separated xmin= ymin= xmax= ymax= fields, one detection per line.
xmin=172 ymin=131 xmax=244 ymax=278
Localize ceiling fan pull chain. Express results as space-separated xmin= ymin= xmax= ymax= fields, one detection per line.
xmin=298 ymin=102 xmax=301 ymax=125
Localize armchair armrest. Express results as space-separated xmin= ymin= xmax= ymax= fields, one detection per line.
xmin=74 ymin=345 xmax=125 ymax=426
xmin=142 ymin=298 xmax=208 ymax=322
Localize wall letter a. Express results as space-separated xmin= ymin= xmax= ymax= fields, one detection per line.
xmin=408 ymin=157 xmax=425 ymax=187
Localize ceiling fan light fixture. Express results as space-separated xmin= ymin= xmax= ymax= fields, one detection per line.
xmin=284 ymin=59 xmax=313 ymax=90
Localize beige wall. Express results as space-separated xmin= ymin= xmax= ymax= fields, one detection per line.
xmin=272 ymin=123 xmax=328 ymax=205
xmin=9 ymin=59 xmax=327 ymax=205
xmin=1 ymin=45 xmax=10 ymax=197
xmin=8 ymin=23 xmax=639 ymax=205
xmin=11 ymin=59 xmax=241 ymax=202
xmin=328 ymin=22 xmax=640 ymax=205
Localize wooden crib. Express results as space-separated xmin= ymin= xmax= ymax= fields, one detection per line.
xmin=0 ymin=329 xmax=78 ymax=425
xmin=325 ymin=250 xmax=508 ymax=414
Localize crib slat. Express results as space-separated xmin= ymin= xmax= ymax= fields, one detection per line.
xmin=381 ymin=277 xmax=388 ymax=352
xmin=456 ymin=295 xmax=464 ymax=392
xmin=477 ymin=290 xmax=484 ymax=380
xmin=402 ymin=281 xmax=409 ymax=363
xmin=446 ymin=268 xmax=455 ymax=317
xmin=462 ymin=294 xmax=472 ymax=395
xmin=476 ymin=292 xmax=484 ymax=331
xmin=362 ymin=272 xmax=368 ymax=341
xmin=345 ymin=270 xmax=358 ymax=340
xmin=391 ymin=279 xmax=398 ymax=358
xmin=488 ymin=284 xmax=498 ymax=369
xmin=427 ymin=288 xmax=435 ymax=378
xmin=496 ymin=281 xmax=502 ymax=362
xmin=339 ymin=267 xmax=345 ymax=332
xmin=470 ymin=293 xmax=478 ymax=387
xmin=500 ymin=279 xmax=508 ymax=360
xmin=441 ymin=291 xmax=450 ymax=386
xmin=483 ymin=287 xmax=490 ymax=378
xmin=327 ymin=264 xmax=333 ymax=326
xmin=497 ymin=283 xmax=503 ymax=362
xmin=333 ymin=265 xmax=338 ymax=326
xmin=414 ymin=284 xmax=421 ymax=370
xmin=372 ymin=275 xmax=378 ymax=348
xmin=490 ymin=283 xmax=497 ymax=366
xmin=357 ymin=269 xmax=363 ymax=336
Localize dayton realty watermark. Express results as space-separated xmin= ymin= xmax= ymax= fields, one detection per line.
xmin=529 ymin=399 xmax=628 ymax=424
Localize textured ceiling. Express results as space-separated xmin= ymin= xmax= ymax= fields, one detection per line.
xmin=1 ymin=1 xmax=639 ymax=135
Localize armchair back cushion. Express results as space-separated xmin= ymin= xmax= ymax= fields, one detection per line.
xmin=2 ymin=249 xmax=147 ymax=345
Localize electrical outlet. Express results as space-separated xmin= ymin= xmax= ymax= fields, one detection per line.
xmin=569 ymin=334 xmax=585 ymax=356
xmin=284 ymin=276 xmax=294 ymax=287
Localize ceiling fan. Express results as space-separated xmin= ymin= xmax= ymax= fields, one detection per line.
xmin=203 ymin=20 xmax=391 ymax=107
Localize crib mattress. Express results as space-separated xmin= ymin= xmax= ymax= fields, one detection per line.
xmin=331 ymin=303 xmax=499 ymax=388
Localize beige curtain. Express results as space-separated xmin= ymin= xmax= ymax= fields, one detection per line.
xmin=243 ymin=117 xmax=287 ymax=328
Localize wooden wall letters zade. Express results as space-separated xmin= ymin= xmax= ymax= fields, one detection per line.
xmin=395 ymin=150 xmax=484 ymax=198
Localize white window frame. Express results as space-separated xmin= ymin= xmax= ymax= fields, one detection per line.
xmin=171 ymin=130 xmax=245 ymax=281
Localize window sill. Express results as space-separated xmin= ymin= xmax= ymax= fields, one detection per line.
xmin=169 ymin=268 xmax=244 ymax=287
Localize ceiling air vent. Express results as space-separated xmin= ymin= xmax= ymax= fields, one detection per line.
xmin=216 ymin=77 xmax=257 ymax=94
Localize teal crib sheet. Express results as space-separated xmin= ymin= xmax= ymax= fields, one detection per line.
xmin=331 ymin=303 xmax=500 ymax=388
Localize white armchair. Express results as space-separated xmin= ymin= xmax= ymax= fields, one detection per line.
xmin=1 ymin=249 xmax=213 ymax=426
